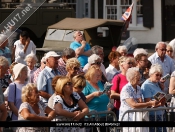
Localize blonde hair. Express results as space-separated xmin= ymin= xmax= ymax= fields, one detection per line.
xmin=0 ymin=56 xmax=9 ymax=67
xmin=55 ymin=76 xmax=71 ymax=97
xmin=72 ymin=75 xmax=86 ymax=88
xmin=66 ymin=58 xmax=80 ymax=71
xmin=85 ymin=65 xmax=102 ymax=81
xmin=118 ymin=56 xmax=133 ymax=69
xmin=166 ymin=44 xmax=173 ymax=50
xmin=21 ymin=83 xmax=37 ymax=102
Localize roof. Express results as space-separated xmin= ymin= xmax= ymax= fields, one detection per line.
xmin=48 ymin=18 xmax=124 ymax=30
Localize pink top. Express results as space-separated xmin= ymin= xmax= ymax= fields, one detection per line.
xmin=111 ymin=73 xmax=128 ymax=109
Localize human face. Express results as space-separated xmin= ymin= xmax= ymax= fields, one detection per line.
xmin=130 ymin=71 xmax=141 ymax=85
xmin=122 ymin=59 xmax=133 ymax=71
xmin=90 ymin=70 xmax=102 ymax=83
xmin=156 ymin=44 xmax=166 ymax=58
xmin=75 ymin=31 xmax=83 ymax=42
xmin=119 ymin=50 xmax=127 ymax=56
xmin=63 ymin=82 xmax=73 ymax=95
xmin=19 ymin=36 xmax=27 ymax=45
xmin=73 ymin=85 xmax=84 ymax=94
xmin=112 ymin=57 xmax=119 ymax=67
xmin=166 ymin=48 xmax=173 ymax=58
xmin=26 ymin=58 xmax=36 ymax=70
xmin=47 ymin=56 xmax=59 ymax=69
xmin=68 ymin=66 xmax=80 ymax=77
xmin=20 ymin=68 xmax=28 ymax=80
xmin=29 ymin=88 xmax=40 ymax=103
xmin=150 ymin=72 xmax=162 ymax=82
xmin=138 ymin=56 xmax=148 ymax=69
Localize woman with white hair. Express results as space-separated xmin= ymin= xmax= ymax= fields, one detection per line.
xmin=119 ymin=67 xmax=159 ymax=122
xmin=141 ymin=64 xmax=166 ymax=132
xmin=25 ymin=54 xmax=38 ymax=83
xmin=8 ymin=63 xmax=28 ymax=122
xmin=116 ymin=46 xmax=127 ymax=56
xmin=133 ymin=48 xmax=148 ymax=58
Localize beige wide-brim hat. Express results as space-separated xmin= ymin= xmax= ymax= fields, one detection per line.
xmin=13 ymin=63 xmax=26 ymax=80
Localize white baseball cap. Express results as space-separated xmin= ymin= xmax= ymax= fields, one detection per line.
xmin=45 ymin=51 xmax=60 ymax=59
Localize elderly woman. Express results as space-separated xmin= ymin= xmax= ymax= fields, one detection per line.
xmin=24 ymin=54 xmax=38 ymax=83
xmin=166 ymin=44 xmax=173 ymax=58
xmin=116 ymin=46 xmax=127 ymax=56
xmin=72 ymin=75 xmax=86 ymax=102
xmin=66 ymin=57 xmax=81 ymax=78
xmin=106 ymin=51 xmax=121 ymax=83
xmin=17 ymin=83 xmax=55 ymax=131
xmin=110 ymin=56 xmax=133 ymax=119
xmin=141 ymin=64 xmax=167 ymax=132
xmin=8 ymin=63 xmax=28 ymax=121
xmin=50 ymin=76 xmax=89 ymax=132
xmin=119 ymin=67 xmax=159 ymax=122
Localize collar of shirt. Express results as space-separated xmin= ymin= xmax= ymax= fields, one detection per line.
xmin=155 ymin=52 xmax=168 ymax=60
xmin=128 ymin=82 xmax=139 ymax=93
xmin=58 ymin=58 xmax=66 ymax=67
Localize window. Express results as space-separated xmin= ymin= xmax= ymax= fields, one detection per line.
xmin=104 ymin=0 xmax=145 ymax=29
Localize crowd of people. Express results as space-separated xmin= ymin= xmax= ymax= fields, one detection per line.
xmin=0 ymin=29 xmax=175 ymax=132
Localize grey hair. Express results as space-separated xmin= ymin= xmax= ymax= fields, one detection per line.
xmin=126 ymin=67 xmax=140 ymax=82
xmin=0 ymin=34 xmax=8 ymax=45
xmin=133 ymin=48 xmax=148 ymax=58
xmin=116 ymin=46 xmax=127 ymax=52
xmin=73 ymin=30 xmax=80 ymax=38
xmin=0 ymin=56 xmax=9 ymax=67
xmin=91 ymin=45 xmax=103 ymax=54
xmin=149 ymin=64 xmax=163 ymax=76
xmin=88 ymin=54 xmax=101 ymax=65
xmin=155 ymin=42 xmax=166 ymax=50
xmin=40 ymin=56 xmax=46 ymax=63
xmin=25 ymin=54 xmax=38 ymax=63
xmin=62 ymin=47 xmax=75 ymax=56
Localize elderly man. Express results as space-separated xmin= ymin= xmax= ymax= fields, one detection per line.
xmin=57 ymin=47 xmax=75 ymax=76
xmin=37 ymin=51 xmax=60 ymax=104
xmin=0 ymin=34 xmax=11 ymax=65
xmin=116 ymin=45 xmax=127 ymax=56
xmin=13 ymin=31 xmax=36 ymax=64
xmin=148 ymin=42 xmax=174 ymax=93
xmin=70 ymin=31 xmax=92 ymax=68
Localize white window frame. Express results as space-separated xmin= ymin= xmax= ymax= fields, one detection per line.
xmin=103 ymin=0 xmax=149 ymax=30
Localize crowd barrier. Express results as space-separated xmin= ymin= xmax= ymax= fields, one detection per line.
xmin=120 ymin=107 xmax=175 ymax=132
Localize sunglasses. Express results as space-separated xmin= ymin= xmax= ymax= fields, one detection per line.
xmin=127 ymin=62 xmax=133 ymax=65
xmin=166 ymin=50 xmax=173 ymax=53
xmin=155 ymin=74 xmax=162 ymax=77
xmin=159 ymin=48 xmax=167 ymax=51
xmin=77 ymin=85 xmax=84 ymax=89
xmin=92 ymin=62 xmax=101 ymax=65
xmin=73 ymin=67 xmax=80 ymax=71
xmin=65 ymin=82 xmax=72 ymax=86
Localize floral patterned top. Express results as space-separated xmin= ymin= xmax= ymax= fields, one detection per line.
xmin=119 ymin=82 xmax=142 ymax=121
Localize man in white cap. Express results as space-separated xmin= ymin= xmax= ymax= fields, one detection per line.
xmin=37 ymin=51 xmax=60 ymax=104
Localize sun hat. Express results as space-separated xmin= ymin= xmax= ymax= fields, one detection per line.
xmin=13 ymin=63 xmax=26 ymax=80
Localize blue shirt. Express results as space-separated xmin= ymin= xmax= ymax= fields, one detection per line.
xmin=148 ymin=52 xmax=174 ymax=93
xmin=82 ymin=81 xmax=109 ymax=113
xmin=0 ymin=47 xmax=11 ymax=65
xmin=141 ymin=79 xmax=165 ymax=115
xmin=37 ymin=66 xmax=60 ymax=103
xmin=70 ymin=41 xmax=91 ymax=67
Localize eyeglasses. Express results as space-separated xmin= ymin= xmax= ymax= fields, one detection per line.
xmin=73 ymin=67 xmax=80 ymax=71
xmin=166 ymin=50 xmax=173 ymax=53
xmin=65 ymin=82 xmax=72 ymax=86
xmin=77 ymin=85 xmax=84 ymax=89
xmin=159 ymin=48 xmax=167 ymax=51
xmin=127 ymin=62 xmax=133 ymax=65
xmin=92 ymin=62 xmax=101 ymax=65
xmin=155 ymin=74 xmax=162 ymax=77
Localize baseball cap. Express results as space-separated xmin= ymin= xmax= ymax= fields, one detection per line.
xmin=45 ymin=51 xmax=61 ymax=59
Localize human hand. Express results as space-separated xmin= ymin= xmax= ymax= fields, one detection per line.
xmin=93 ymin=91 xmax=103 ymax=97
xmin=25 ymin=37 xmax=30 ymax=45
xmin=150 ymin=100 xmax=160 ymax=107
xmin=73 ymin=111 xmax=84 ymax=121
xmin=81 ymin=40 xmax=86 ymax=46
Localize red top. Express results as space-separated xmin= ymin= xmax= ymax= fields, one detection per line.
xmin=111 ymin=74 xmax=128 ymax=109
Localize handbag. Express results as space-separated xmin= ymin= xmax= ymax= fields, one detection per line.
xmin=6 ymin=83 xmax=16 ymax=121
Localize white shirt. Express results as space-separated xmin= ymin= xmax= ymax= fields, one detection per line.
xmin=148 ymin=52 xmax=175 ymax=93
xmin=106 ymin=64 xmax=120 ymax=83
xmin=14 ymin=40 xmax=36 ymax=64
xmin=83 ymin=63 xmax=107 ymax=78
xmin=27 ymin=66 xmax=37 ymax=83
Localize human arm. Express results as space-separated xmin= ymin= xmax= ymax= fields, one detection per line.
xmin=8 ymin=102 xmax=18 ymax=116
xmin=85 ymin=91 xmax=103 ymax=103
xmin=39 ymin=91 xmax=51 ymax=100
xmin=23 ymin=37 xmax=30 ymax=53
xmin=45 ymin=106 xmax=56 ymax=120
xmin=0 ymin=103 xmax=7 ymax=121
xmin=110 ymin=75 xmax=120 ymax=99
xmin=12 ymin=45 xmax=16 ymax=62
xmin=144 ymin=98 xmax=165 ymax=107
xmin=169 ymin=76 xmax=175 ymax=95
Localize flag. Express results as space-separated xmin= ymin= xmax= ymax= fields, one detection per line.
xmin=120 ymin=2 xmax=134 ymax=33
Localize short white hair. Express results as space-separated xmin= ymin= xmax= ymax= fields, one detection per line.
xmin=88 ymin=54 xmax=101 ymax=65
xmin=116 ymin=46 xmax=127 ymax=52
xmin=0 ymin=34 xmax=7 ymax=45
xmin=133 ymin=48 xmax=148 ymax=58
xmin=126 ymin=67 xmax=140 ymax=82
xmin=155 ymin=42 xmax=166 ymax=50
xmin=25 ymin=54 xmax=38 ymax=63
xmin=149 ymin=64 xmax=162 ymax=76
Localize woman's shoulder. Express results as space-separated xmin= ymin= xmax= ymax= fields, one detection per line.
xmin=53 ymin=95 xmax=63 ymax=103
xmin=19 ymin=102 xmax=30 ymax=112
